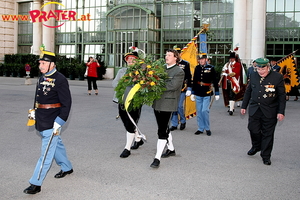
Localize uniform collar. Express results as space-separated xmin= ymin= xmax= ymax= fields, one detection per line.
xmin=45 ymin=68 xmax=57 ymax=76
xmin=167 ymin=64 xmax=176 ymax=69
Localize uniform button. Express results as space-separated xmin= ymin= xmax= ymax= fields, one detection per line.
xmin=259 ymin=91 xmax=261 ymax=92
xmin=258 ymin=103 xmax=260 ymax=105
xmin=258 ymin=97 xmax=260 ymax=99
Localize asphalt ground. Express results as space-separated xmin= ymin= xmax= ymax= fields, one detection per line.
xmin=0 ymin=76 xmax=299 ymax=200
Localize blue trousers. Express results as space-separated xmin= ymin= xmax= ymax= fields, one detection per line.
xmin=29 ymin=128 xmax=72 ymax=186
xmin=171 ymin=92 xmax=186 ymax=127
xmin=195 ymin=96 xmax=211 ymax=131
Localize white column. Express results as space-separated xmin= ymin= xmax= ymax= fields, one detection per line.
xmin=32 ymin=0 xmax=42 ymax=55
xmin=42 ymin=0 xmax=55 ymax=52
xmin=251 ymin=0 xmax=267 ymax=59
xmin=233 ymin=0 xmax=247 ymax=60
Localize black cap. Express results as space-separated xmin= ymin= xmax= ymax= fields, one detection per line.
xmin=39 ymin=50 xmax=56 ymax=63
xmin=229 ymin=52 xmax=236 ymax=59
xmin=123 ymin=51 xmax=138 ymax=63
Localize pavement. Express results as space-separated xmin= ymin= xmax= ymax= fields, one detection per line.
xmin=0 ymin=76 xmax=299 ymax=200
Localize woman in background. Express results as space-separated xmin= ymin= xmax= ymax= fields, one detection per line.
xmin=86 ymin=56 xmax=100 ymax=95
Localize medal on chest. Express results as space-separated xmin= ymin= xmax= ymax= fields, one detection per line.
xmin=40 ymin=77 xmax=56 ymax=95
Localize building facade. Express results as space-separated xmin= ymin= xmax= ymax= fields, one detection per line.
xmin=1 ymin=0 xmax=299 ymax=79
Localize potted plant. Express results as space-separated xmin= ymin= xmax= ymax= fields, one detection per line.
xmin=75 ymin=61 xmax=87 ymax=80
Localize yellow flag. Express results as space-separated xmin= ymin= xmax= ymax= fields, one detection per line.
xmin=180 ymin=40 xmax=198 ymax=119
xmin=278 ymin=55 xmax=299 ymax=93
xmin=181 ymin=40 xmax=198 ymax=76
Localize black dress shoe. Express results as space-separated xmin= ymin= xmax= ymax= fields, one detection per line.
xmin=54 ymin=169 xmax=73 ymax=178
xmin=150 ymin=158 xmax=160 ymax=168
xmin=194 ymin=130 xmax=203 ymax=135
xmin=120 ymin=149 xmax=131 ymax=158
xmin=229 ymin=111 xmax=233 ymax=115
xmin=170 ymin=126 xmax=177 ymax=131
xmin=263 ymin=159 xmax=271 ymax=165
xmin=23 ymin=184 xmax=41 ymax=194
xmin=131 ymin=140 xmax=144 ymax=150
xmin=179 ymin=123 xmax=186 ymax=130
xmin=247 ymin=148 xmax=260 ymax=156
xmin=206 ymin=130 xmax=211 ymax=136
xmin=161 ymin=149 xmax=176 ymax=158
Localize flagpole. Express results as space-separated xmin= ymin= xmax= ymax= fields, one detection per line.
xmin=277 ymin=49 xmax=298 ymax=64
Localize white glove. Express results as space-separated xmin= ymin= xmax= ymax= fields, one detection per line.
xmin=185 ymin=90 xmax=191 ymax=96
xmin=190 ymin=94 xmax=196 ymax=101
xmin=221 ymin=73 xmax=228 ymax=76
xmin=53 ymin=122 xmax=61 ymax=135
xmin=215 ymin=95 xmax=220 ymax=101
xmin=28 ymin=109 xmax=35 ymax=120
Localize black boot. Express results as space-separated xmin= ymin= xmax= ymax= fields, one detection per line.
xmin=120 ymin=149 xmax=131 ymax=158
xmin=131 ymin=140 xmax=144 ymax=150
xmin=23 ymin=184 xmax=41 ymax=194
xmin=150 ymin=158 xmax=160 ymax=168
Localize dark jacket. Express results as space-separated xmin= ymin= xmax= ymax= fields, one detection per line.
xmin=153 ymin=64 xmax=185 ymax=112
xmin=178 ymin=59 xmax=192 ymax=91
xmin=192 ymin=64 xmax=219 ymax=97
xmin=241 ymin=70 xmax=286 ymax=118
xmin=35 ymin=69 xmax=72 ymax=131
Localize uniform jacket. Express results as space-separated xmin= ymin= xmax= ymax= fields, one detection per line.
xmin=241 ymin=70 xmax=286 ymax=118
xmin=153 ymin=64 xmax=185 ymax=112
xmin=222 ymin=61 xmax=242 ymax=93
xmin=192 ymin=64 xmax=219 ymax=97
xmin=86 ymin=61 xmax=100 ymax=78
xmin=112 ymin=67 xmax=127 ymax=103
xmin=35 ymin=69 xmax=72 ymax=131
xmin=178 ymin=59 xmax=192 ymax=91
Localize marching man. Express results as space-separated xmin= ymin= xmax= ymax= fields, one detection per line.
xmin=221 ymin=52 xmax=243 ymax=115
xmin=24 ymin=49 xmax=73 ymax=194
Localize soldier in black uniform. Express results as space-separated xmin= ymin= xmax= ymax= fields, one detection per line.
xmin=241 ymin=58 xmax=286 ymax=165
xmin=191 ymin=53 xmax=219 ymax=136
xmin=24 ymin=50 xmax=73 ymax=194
xmin=170 ymin=48 xmax=192 ymax=131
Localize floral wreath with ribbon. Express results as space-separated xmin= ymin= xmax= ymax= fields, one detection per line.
xmin=115 ymin=46 xmax=168 ymax=112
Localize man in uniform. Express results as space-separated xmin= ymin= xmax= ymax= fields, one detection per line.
xmin=270 ymin=58 xmax=280 ymax=72
xmin=24 ymin=50 xmax=73 ymax=194
xmin=150 ymin=49 xmax=185 ymax=168
xmin=170 ymin=48 xmax=192 ymax=131
xmin=191 ymin=53 xmax=219 ymax=136
xmin=221 ymin=52 xmax=243 ymax=115
xmin=241 ymin=58 xmax=286 ymax=165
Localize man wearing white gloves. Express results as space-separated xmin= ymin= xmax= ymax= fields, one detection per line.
xmin=170 ymin=48 xmax=192 ymax=131
xmin=191 ymin=53 xmax=219 ymax=136
xmin=24 ymin=49 xmax=73 ymax=194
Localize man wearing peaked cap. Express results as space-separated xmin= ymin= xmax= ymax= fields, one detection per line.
xmin=190 ymin=53 xmax=219 ymax=136
xmin=269 ymin=57 xmax=280 ymax=72
xmin=112 ymin=47 xmax=145 ymax=159
xmin=241 ymin=57 xmax=286 ymax=166
xmin=24 ymin=48 xmax=73 ymax=194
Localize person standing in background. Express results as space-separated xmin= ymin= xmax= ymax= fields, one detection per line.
xmin=86 ymin=56 xmax=100 ymax=95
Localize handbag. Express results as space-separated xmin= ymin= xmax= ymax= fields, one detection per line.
xmin=84 ymin=67 xmax=88 ymax=77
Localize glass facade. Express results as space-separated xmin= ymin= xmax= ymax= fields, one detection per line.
xmin=18 ymin=2 xmax=33 ymax=54
xmin=266 ymin=0 xmax=300 ymax=58
xmin=17 ymin=0 xmax=300 ymax=76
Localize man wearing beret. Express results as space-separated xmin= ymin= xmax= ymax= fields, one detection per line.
xmin=241 ymin=58 xmax=286 ymax=165
xmin=24 ymin=50 xmax=73 ymax=194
